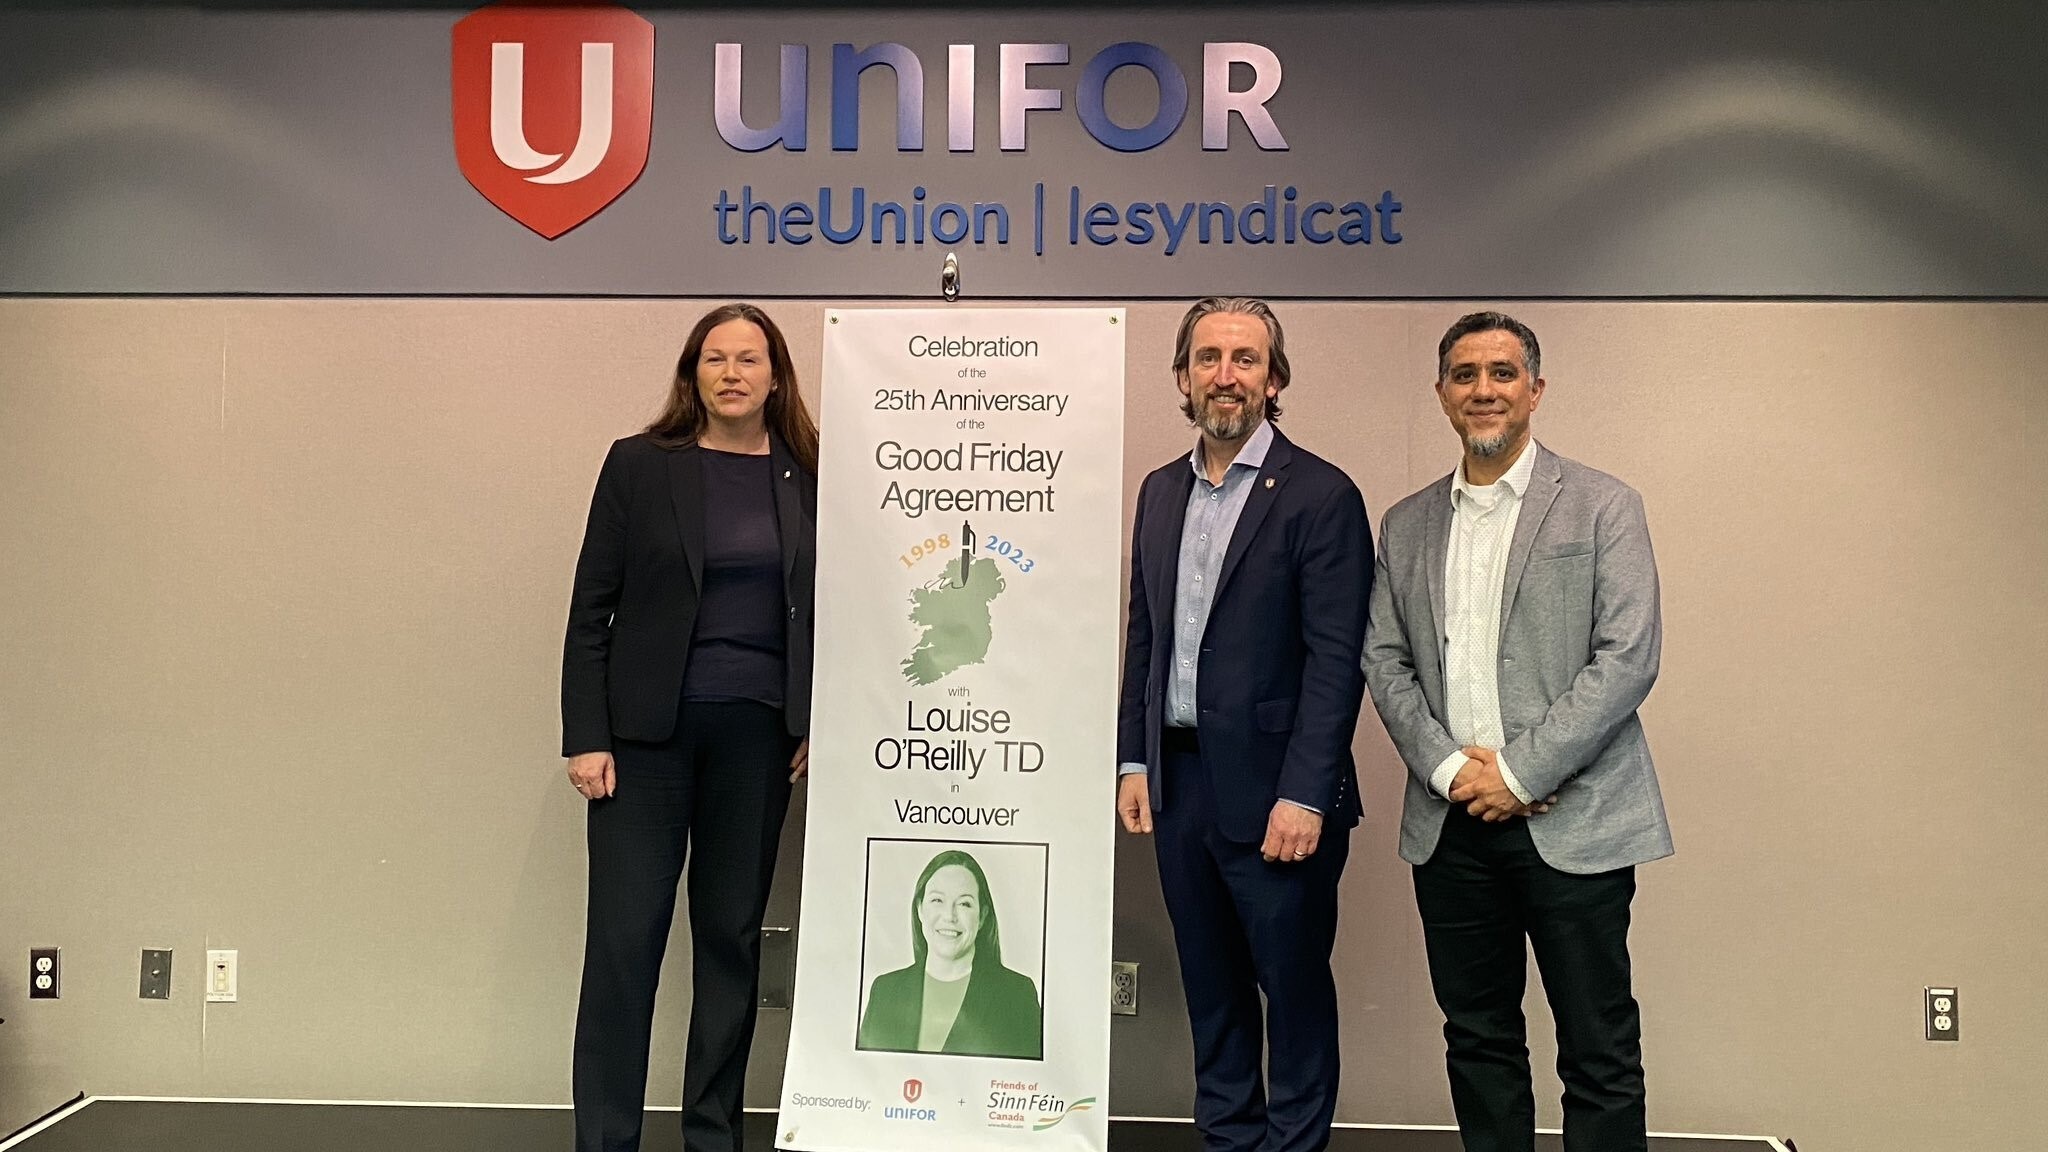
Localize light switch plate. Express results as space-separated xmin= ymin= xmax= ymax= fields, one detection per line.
xmin=206 ymin=949 xmax=238 ymax=1003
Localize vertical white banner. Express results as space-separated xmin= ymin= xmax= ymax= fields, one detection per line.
xmin=778 ymin=309 xmax=1125 ymax=1152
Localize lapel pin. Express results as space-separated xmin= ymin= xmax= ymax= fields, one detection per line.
xmin=783 ymin=470 xmax=791 ymax=479
xmin=1265 ymin=478 xmax=1275 ymax=489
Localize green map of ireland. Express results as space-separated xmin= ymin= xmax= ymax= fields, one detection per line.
xmin=902 ymin=555 xmax=1007 ymax=685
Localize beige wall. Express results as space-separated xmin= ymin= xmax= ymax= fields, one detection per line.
xmin=2 ymin=299 xmax=2042 ymax=1151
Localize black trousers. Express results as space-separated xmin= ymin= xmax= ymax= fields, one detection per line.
xmin=1155 ymin=733 xmax=1349 ymax=1152
xmin=1412 ymin=807 xmax=1645 ymax=1152
xmin=573 ymin=700 xmax=797 ymax=1152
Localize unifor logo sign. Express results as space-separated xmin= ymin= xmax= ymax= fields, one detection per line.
xmin=452 ymin=2 xmax=654 ymax=239
xmin=441 ymin=7 xmax=1386 ymax=257
xmin=901 ymin=1079 xmax=923 ymax=1104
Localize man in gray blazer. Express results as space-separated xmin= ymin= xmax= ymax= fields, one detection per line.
xmin=1364 ymin=311 xmax=1671 ymax=1152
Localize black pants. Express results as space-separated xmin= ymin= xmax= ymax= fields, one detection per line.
xmin=1412 ymin=807 xmax=1645 ymax=1152
xmin=1155 ymin=733 xmax=1349 ymax=1152
xmin=573 ymin=700 xmax=797 ymax=1152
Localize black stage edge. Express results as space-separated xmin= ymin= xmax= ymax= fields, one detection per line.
xmin=3 ymin=1100 xmax=1788 ymax=1152
xmin=0 ymin=1094 xmax=83 ymax=1146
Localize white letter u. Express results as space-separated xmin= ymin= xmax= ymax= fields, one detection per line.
xmin=490 ymin=41 xmax=615 ymax=184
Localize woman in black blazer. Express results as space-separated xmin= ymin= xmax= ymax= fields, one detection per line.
xmin=561 ymin=302 xmax=818 ymax=1152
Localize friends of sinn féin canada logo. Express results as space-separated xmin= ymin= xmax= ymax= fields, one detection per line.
xmin=986 ymin=1080 xmax=1097 ymax=1132
xmin=451 ymin=2 xmax=654 ymax=239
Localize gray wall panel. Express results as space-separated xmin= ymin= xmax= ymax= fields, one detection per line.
xmin=1 ymin=2 xmax=2044 ymax=296
xmin=5 ymin=297 xmax=2046 ymax=1152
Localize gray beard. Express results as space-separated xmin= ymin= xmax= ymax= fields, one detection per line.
xmin=1186 ymin=396 xmax=1258 ymax=441
xmin=1467 ymin=432 xmax=1511 ymax=458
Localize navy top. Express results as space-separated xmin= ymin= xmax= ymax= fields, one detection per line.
xmin=682 ymin=449 xmax=787 ymax=708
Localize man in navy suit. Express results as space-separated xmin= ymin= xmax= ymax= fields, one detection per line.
xmin=1117 ymin=297 xmax=1372 ymax=1152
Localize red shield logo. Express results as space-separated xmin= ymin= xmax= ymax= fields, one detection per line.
xmin=452 ymin=2 xmax=654 ymax=239
xmin=902 ymin=1079 xmax=923 ymax=1103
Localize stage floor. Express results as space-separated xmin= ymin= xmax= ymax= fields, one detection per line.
xmin=1 ymin=1098 xmax=1793 ymax=1152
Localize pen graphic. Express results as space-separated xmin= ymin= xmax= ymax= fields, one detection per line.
xmin=955 ymin=520 xmax=975 ymax=586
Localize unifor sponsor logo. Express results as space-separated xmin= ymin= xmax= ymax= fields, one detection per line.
xmin=451 ymin=1 xmax=654 ymax=239
xmin=884 ymin=1080 xmax=937 ymax=1123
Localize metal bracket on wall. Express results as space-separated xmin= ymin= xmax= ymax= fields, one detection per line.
xmin=139 ymin=949 xmax=172 ymax=1000
xmin=939 ymin=251 xmax=961 ymax=301
xmin=757 ymin=927 xmax=794 ymax=1010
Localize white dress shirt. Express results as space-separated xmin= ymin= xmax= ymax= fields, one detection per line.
xmin=1429 ymin=442 xmax=1539 ymax=806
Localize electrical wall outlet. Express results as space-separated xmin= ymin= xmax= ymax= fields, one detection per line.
xmin=206 ymin=950 xmax=238 ymax=1003
xmin=1925 ymin=986 xmax=1959 ymax=1041
xmin=1110 ymin=960 xmax=1139 ymax=1016
xmin=140 ymin=949 xmax=173 ymax=1000
xmin=29 ymin=948 xmax=60 ymax=999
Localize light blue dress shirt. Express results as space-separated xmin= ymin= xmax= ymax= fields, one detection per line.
xmin=1164 ymin=421 xmax=1272 ymax=728
xmin=1120 ymin=422 xmax=1317 ymax=813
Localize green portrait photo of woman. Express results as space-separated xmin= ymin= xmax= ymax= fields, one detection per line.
xmin=857 ymin=849 xmax=1044 ymax=1060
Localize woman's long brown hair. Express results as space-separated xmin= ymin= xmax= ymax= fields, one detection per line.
xmin=646 ymin=302 xmax=819 ymax=475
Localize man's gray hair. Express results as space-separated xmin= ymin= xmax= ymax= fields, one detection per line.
xmin=1171 ymin=296 xmax=1291 ymax=421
